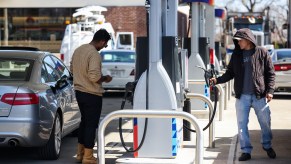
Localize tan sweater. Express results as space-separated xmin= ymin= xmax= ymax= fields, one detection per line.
xmin=70 ymin=44 xmax=103 ymax=96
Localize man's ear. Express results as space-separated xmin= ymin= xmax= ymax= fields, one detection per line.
xmin=97 ymin=40 xmax=105 ymax=48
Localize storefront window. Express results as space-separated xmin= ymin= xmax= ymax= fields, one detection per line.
xmin=0 ymin=8 xmax=77 ymax=52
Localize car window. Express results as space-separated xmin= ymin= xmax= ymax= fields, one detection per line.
xmin=41 ymin=64 xmax=49 ymax=83
xmin=50 ymin=55 xmax=70 ymax=78
xmin=0 ymin=58 xmax=32 ymax=81
xmin=43 ymin=56 xmax=60 ymax=82
xmin=100 ymin=51 xmax=136 ymax=63
xmin=271 ymin=53 xmax=276 ymax=62
xmin=44 ymin=63 xmax=60 ymax=82
xmin=276 ymin=50 xmax=291 ymax=60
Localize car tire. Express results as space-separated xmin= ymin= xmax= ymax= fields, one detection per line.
xmin=38 ymin=113 xmax=62 ymax=160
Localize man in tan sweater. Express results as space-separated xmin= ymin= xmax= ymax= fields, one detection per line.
xmin=70 ymin=29 xmax=112 ymax=164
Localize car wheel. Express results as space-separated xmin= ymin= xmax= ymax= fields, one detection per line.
xmin=38 ymin=113 xmax=62 ymax=160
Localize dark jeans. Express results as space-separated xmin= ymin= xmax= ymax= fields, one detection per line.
xmin=75 ymin=90 xmax=102 ymax=148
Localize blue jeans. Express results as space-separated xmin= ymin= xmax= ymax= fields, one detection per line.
xmin=235 ymin=94 xmax=273 ymax=154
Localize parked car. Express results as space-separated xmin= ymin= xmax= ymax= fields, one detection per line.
xmin=100 ymin=49 xmax=136 ymax=91
xmin=0 ymin=46 xmax=80 ymax=159
xmin=272 ymin=48 xmax=291 ymax=94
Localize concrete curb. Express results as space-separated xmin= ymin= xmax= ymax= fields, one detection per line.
xmin=227 ymin=134 xmax=238 ymax=164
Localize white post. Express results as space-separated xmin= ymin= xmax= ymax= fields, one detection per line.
xmin=199 ymin=4 xmax=205 ymax=37
xmin=161 ymin=0 xmax=168 ymax=36
xmin=149 ymin=0 xmax=162 ymax=63
xmin=191 ymin=3 xmax=199 ymax=55
xmin=167 ymin=0 xmax=178 ymax=36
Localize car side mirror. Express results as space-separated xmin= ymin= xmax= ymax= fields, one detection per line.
xmin=50 ymin=85 xmax=57 ymax=94
xmin=56 ymin=78 xmax=69 ymax=89
xmin=68 ymin=74 xmax=73 ymax=81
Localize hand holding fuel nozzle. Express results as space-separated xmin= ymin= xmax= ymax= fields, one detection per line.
xmin=209 ymin=63 xmax=218 ymax=86
xmin=196 ymin=65 xmax=217 ymax=87
xmin=209 ymin=78 xmax=217 ymax=86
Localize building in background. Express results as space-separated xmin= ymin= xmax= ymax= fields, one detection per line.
xmin=0 ymin=0 xmax=188 ymax=52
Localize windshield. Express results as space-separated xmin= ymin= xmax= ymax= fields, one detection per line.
xmin=276 ymin=50 xmax=291 ymax=60
xmin=0 ymin=58 xmax=33 ymax=81
xmin=234 ymin=24 xmax=263 ymax=31
xmin=100 ymin=51 xmax=136 ymax=63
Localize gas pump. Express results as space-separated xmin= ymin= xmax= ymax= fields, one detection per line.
xmin=132 ymin=0 xmax=183 ymax=158
xmin=117 ymin=0 xmax=219 ymax=161
xmin=183 ymin=1 xmax=209 ymax=115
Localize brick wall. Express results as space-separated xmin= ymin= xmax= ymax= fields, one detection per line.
xmin=104 ymin=6 xmax=188 ymax=47
xmin=104 ymin=6 xmax=147 ymax=47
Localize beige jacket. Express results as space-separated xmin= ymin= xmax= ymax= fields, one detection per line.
xmin=70 ymin=44 xmax=103 ymax=96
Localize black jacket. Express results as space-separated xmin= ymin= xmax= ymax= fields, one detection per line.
xmin=217 ymin=28 xmax=275 ymax=99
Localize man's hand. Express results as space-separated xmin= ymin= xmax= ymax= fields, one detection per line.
xmin=209 ymin=78 xmax=217 ymax=85
xmin=266 ymin=93 xmax=273 ymax=103
xmin=104 ymin=75 xmax=112 ymax=83
xmin=97 ymin=75 xmax=112 ymax=84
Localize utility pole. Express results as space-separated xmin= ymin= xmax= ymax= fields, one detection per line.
xmin=4 ymin=8 xmax=8 ymax=46
xmin=288 ymin=0 xmax=291 ymax=48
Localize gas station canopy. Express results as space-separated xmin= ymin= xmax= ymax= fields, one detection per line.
xmin=0 ymin=0 xmax=146 ymax=8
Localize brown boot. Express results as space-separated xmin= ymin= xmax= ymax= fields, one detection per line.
xmin=82 ymin=148 xmax=98 ymax=164
xmin=76 ymin=143 xmax=85 ymax=163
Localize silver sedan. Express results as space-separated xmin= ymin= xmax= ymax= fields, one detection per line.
xmin=0 ymin=47 xmax=80 ymax=159
xmin=272 ymin=48 xmax=291 ymax=94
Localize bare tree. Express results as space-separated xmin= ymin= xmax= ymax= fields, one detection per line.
xmin=225 ymin=0 xmax=276 ymax=12
xmin=224 ymin=0 xmax=288 ymax=44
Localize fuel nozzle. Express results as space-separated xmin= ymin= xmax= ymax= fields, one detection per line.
xmin=196 ymin=65 xmax=213 ymax=87
xmin=121 ymin=80 xmax=138 ymax=108
xmin=125 ymin=81 xmax=137 ymax=92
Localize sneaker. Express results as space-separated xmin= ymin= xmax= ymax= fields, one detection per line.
xmin=239 ymin=153 xmax=251 ymax=161
xmin=263 ymin=147 xmax=276 ymax=159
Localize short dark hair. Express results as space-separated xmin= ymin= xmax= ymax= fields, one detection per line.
xmin=92 ymin=29 xmax=111 ymax=42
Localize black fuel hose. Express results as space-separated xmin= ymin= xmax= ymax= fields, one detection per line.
xmin=183 ymin=85 xmax=218 ymax=132
xmin=118 ymin=0 xmax=151 ymax=152
xmin=118 ymin=88 xmax=148 ymax=152
xmin=184 ymin=65 xmax=218 ymax=132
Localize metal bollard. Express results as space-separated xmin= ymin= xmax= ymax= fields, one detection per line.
xmin=187 ymin=93 xmax=215 ymax=148
xmin=215 ymin=84 xmax=224 ymax=121
xmin=97 ymin=110 xmax=204 ymax=164
xmin=227 ymin=81 xmax=231 ymax=100
xmin=183 ymin=97 xmax=191 ymax=141
xmin=224 ymin=83 xmax=228 ymax=110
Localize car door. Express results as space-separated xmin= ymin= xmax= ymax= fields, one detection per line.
xmin=42 ymin=56 xmax=71 ymax=131
xmin=50 ymin=55 xmax=80 ymax=129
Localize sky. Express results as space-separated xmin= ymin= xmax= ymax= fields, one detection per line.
xmin=215 ymin=0 xmax=287 ymax=10
xmin=214 ymin=0 xmax=226 ymax=8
